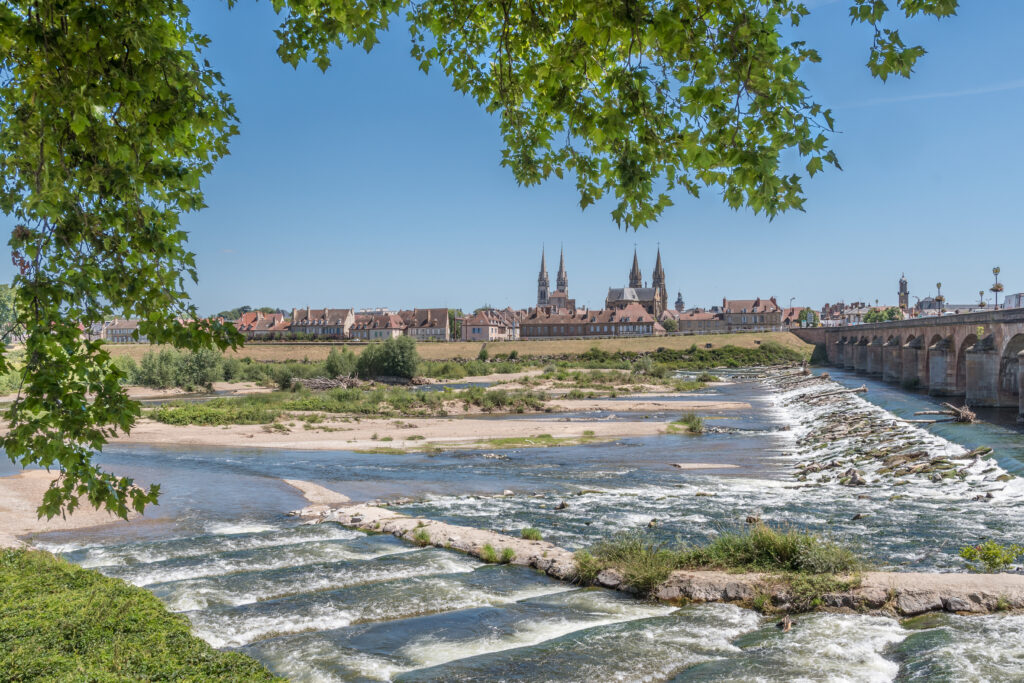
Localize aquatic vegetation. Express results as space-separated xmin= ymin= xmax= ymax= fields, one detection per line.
xmin=670 ymin=412 xmax=705 ymax=434
xmin=677 ymin=523 xmax=864 ymax=574
xmin=695 ymin=372 xmax=721 ymax=383
xmin=584 ymin=533 xmax=681 ymax=596
xmin=500 ymin=548 xmax=516 ymax=564
xmin=480 ymin=544 xmax=499 ymax=563
xmin=959 ymin=541 xmax=1024 ymax=573
xmin=412 ymin=528 xmax=432 ymax=547
xmin=0 ymin=549 xmax=280 ymax=681
xmin=520 ymin=527 xmax=543 ymax=541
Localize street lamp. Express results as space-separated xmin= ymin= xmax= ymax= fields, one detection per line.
xmin=991 ymin=267 xmax=1002 ymax=310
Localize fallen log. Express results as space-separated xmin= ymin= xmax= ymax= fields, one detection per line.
xmin=814 ymin=385 xmax=868 ymax=399
xmin=913 ymin=403 xmax=976 ymax=423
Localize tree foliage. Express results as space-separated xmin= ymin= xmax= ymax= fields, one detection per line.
xmin=0 ymin=0 xmax=958 ymax=519
xmin=863 ymin=306 xmax=903 ymax=323
xmin=0 ymin=1 xmax=241 ymax=519
xmin=355 ymin=336 xmax=421 ymax=379
xmin=262 ymin=0 xmax=958 ymax=227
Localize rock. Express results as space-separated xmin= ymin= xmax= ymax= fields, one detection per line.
xmin=776 ymin=615 xmax=794 ymax=632
xmin=555 ymin=500 xmax=569 ymax=510
xmin=895 ymin=591 xmax=943 ymax=616
xmin=595 ymin=568 xmax=625 ymax=589
xmin=852 ymin=513 xmax=868 ymax=521
xmin=502 ymin=489 xmax=514 ymax=496
xmin=647 ymin=519 xmax=657 ymax=528
xmin=943 ymin=596 xmax=979 ymax=613
xmin=930 ymin=473 xmax=943 ymax=483
xmin=745 ymin=515 xmax=760 ymax=524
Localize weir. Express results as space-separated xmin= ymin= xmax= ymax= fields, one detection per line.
xmin=793 ymin=309 xmax=1024 ymax=418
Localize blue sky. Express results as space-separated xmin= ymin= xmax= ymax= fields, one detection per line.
xmin=5 ymin=1 xmax=1023 ymax=315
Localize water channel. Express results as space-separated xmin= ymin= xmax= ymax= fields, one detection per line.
xmin=9 ymin=371 xmax=1024 ymax=681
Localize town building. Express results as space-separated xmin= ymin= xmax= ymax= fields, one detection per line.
xmin=103 ymin=319 xmax=147 ymax=343
xmin=235 ymin=311 xmax=287 ymax=340
xmin=399 ymin=308 xmax=450 ymax=341
xmin=349 ymin=312 xmax=406 ymax=340
xmin=520 ymin=302 xmax=663 ymax=339
xmin=536 ymin=248 xmax=576 ymax=312
xmin=720 ymin=297 xmax=783 ymax=330
xmin=462 ymin=308 xmax=520 ymax=341
xmin=289 ymin=308 xmax=354 ymax=338
xmin=898 ymin=274 xmax=910 ymax=310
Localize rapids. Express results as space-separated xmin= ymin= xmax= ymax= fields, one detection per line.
xmin=15 ymin=370 xmax=1024 ymax=681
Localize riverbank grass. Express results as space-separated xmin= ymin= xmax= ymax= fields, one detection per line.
xmin=574 ymin=524 xmax=864 ymax=610
xmin=669 ymin=412 xmax=705 ymax=434
xmin=0 ymin=549 xmax=280 ymax=681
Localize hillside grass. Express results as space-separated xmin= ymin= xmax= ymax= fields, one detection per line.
xmin=104 ymin=331 xmax=811 ymax=363
xmin=0 ymin=548 xmax=280 ymax=681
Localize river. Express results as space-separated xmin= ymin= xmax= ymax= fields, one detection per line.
xmin=9 ymin=371 xmax=1024 ymax=681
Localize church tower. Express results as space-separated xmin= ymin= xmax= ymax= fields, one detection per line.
xmin=629 ymin=249 xmax=643 ymax=288
xmin=652 ymin=247 xmax=667 ymax=315
xmin=675 ymin=292 xmax=685 ymax=312
xmin=898 ymin=273 xmax=909 ymax=311
xmin=537 ymin=248 xmax=550 ymax=307
xmin=556 ymin=247 xmax=568 ymax=294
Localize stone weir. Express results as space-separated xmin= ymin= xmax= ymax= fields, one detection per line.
xmin=293 ymin=502 xmax=1024 ymax=618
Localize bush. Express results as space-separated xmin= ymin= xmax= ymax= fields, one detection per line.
xmin=221 ymin=356 xmax=244 ymax=382
xmin=412 ymin=528 xmax=432 ymax=547
xmin=500 ymin=547 xmax=515 ymax=564
xmin=959 ymin=541 xmax=1024 ymax=573
xmin=325 ymin=347 xmax=356 ymax=378
xmin=674 ymin=412 xmax=705 ymax=434
xmin=356 ymin=336 xmax=420 ymax=379
xmin=478 ymin=344 xmax=489 ymax=361
xmin=520 ymin=527 xmax=543 ymax=541
xmin=177 ymin=348 xmax=223 ymax=390
xmin=480 ymin=543 xmax=499 ymax=563
xmin=677 ymin=523 xmax=863 ymax=574
xmin=584 ymin=533 xmax=681 ymax=595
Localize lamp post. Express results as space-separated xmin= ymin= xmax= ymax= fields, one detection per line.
xmin=935 ymin=282 xmax=945 ymax=313
xmin=991 ymin=267 xmax=1002 ymax=310
xmin=979 ymin=291 xmax=986 ymax=308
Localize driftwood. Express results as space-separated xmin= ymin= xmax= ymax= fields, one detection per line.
xmin=914 ymin=403 xmax=976 ymax=423
xmin=814 ymin=385 xmax=868 ymax=399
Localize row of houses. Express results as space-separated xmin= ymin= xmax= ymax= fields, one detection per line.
xmin=236 ymin=308 xmax=452 ymax=341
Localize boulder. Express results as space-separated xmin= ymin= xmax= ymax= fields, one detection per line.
xmin=895 ymin=590 xmax=943 ymax=616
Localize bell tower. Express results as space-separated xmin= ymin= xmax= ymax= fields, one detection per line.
xmin=556 ymin=247 xmax=568 ymax=294
xmin=629 ymin=249 xmax=642 ymax=289
xmin=652 ymin=247 xmax=667 ymax=315
xmin=898 ymin=273 xmax=909 ymax=310
xmin=537 ymin=248 xmax=550 ymax=307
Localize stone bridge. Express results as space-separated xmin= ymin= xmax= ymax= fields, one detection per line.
xmin=792 ymin=310 xmax=1024 ymax=420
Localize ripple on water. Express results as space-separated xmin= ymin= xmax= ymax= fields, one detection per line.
xmin=893 ymin=612 xmax=1024 ymax=681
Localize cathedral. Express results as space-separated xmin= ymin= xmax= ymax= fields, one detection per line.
xmin=605 ymin=248 xmax=668 ymax=317
xmin=536 ymin=247 xmax=576 ymax=312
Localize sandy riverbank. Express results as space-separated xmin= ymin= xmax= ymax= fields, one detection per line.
xmin=0 ymin=381 xmax=271 ymax=405
xmin=113 ymin=414 xmax=673 ymax=452
xmin=0 ymin=470 xmax=137 ymax=547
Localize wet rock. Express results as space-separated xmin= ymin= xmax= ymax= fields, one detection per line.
xmin=745 ymin=515 xmax=761 ymax=524
xmin=943 ymin=596 xmax=981 ymax=613
xmin=555 ymin=500 xmax=569 ymax=510
xmin=896 ymin=591 xmax=943 ymax=616
xmin=502 ymin=489 xmax=514 ymax=496
xmin=595 ymin=568 xmax=625 ymax=589
xmin=647 ymin=519 xmax=657 ymax=528
xmin=851 ymin=513 xmax=868 ymax=521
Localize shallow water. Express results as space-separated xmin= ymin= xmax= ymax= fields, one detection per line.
xmin=13 ymin=373 xmax=1024 ymax=681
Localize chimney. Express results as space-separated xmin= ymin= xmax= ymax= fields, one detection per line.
xmin=291 ymin=308 xmax=298 ymax=321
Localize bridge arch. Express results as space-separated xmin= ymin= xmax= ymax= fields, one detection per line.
xmin=1000 ymin=334 xmax=1024 ymax=397
xmin=922 ymin=334 xmax=946 ymax=386
xmin=955 ymin=333 xmax=979 ymax=395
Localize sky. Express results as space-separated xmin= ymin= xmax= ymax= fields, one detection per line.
xmin=3 ymin=1 xmax=1023 ymax=315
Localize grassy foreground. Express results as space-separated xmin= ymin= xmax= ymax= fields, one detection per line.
xmin=0 ymin=549 xmax=280 ymax=682
xmin=106 ymin=331 xmax=811 ymax=362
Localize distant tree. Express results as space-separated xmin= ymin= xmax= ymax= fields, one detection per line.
xmin=448 ymin=309 xmax=463 ymax=340
xmin=661 ymin=318 xmax=678 ymax=333
xmin=796 ymin=308 xmax=820 ymax=327
xmin=478 ymin=344 xmax=489 ymax=362
xmin=863 ymin=307 xmax=902 ymax=323
xmin=324 ymin=347 xmax=356 ymax=378
xmin=356 ymin=336 xmax=420 ymax=380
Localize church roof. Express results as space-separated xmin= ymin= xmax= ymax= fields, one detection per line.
xmin=607 ymin=287 xmax=658 ymax=302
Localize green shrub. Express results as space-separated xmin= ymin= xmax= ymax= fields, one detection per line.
xmin=695 ymin=372 xmax=720 ymax=383
xmin=500 ymin=547 xmax=515 ymax=564
xmin=520 ymin=527 xmax=543 ymax=541
xmin=585 ymin=532 xmax=680 ymax=595
xmin=325 ymin=347 xmax=356 ymax=378
xmin=412 ymin=528 xmax=432 ymax=547
xmin=356 ymin=336 xmax=420 ymax=379
xmin=678 ymin=523 xmax=863 ymax=574
xmin=959 ymin=541 xmax=1024 ymax=573
xmin=478 ymin=345 xmax=489 ymax=361
xmin=480 ymin=543 xmax=499 ymax=563
xmin=0 ymin=549 xmax=280 ymax=681
xmin=674 ymin=412 xmax=705 ymax=434
xmin=573 ymin=550 xmax=602 ymax=584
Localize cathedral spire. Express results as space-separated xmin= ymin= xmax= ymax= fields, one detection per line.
xmin=537 ymin=247 xmax=550 ymax=307
xmin=652 ymin=246 xmax=667 ymax=317
xmin=629 ymin=249 xmax=642 ymax=288
xmin=556 ymin=246 xmax=568 ymax=293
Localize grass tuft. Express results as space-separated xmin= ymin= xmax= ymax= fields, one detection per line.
xmin=520 ymin=527 xmax=543 ymax=541
xmin=671 ymin=412 xmax=705 ymax=434
xmin=480 ymin=543 xmax=499 ymax=563
xmin=411 ymin=528 xmax=432 ymax=547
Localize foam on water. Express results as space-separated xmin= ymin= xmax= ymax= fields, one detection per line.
xmin=895 ymin=613 xmax=1024 ymax=680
